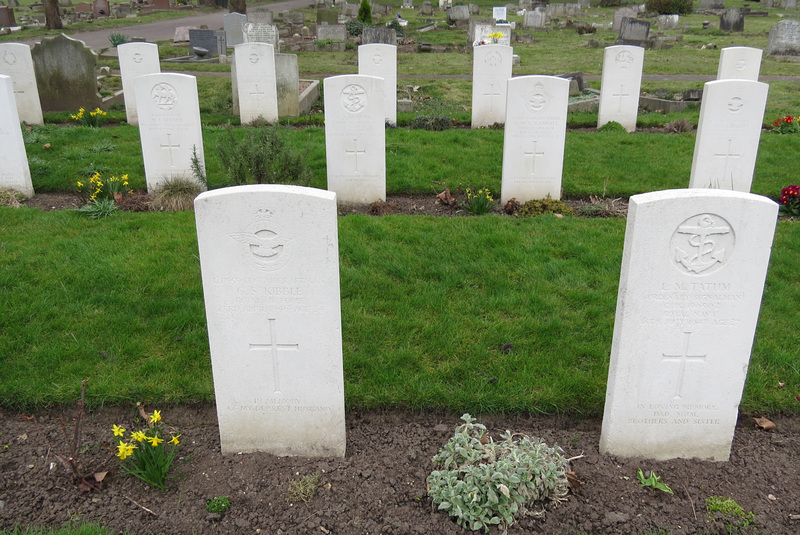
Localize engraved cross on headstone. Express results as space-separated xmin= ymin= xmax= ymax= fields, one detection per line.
xmin=249 ymin=83 xmax=265 ymax=101
xmin=523 ymin=140 xmax=545 ymax=176
xmin=483 ymin=83 xmax=501 ymax=112
xmin=613 ymin=84 xmax=630 ymax=113
xmin=160 ymin=133 xmax=181 ymax=168
xmin=345 ymin=138 xmax=366 ymax=173
xmin=662 ymin=331 xmax=706 ymax=400
xmin=249 ymin=318 xmax=299 ymax=394
xmin=711 ymin=138 xmax=741 ymax=190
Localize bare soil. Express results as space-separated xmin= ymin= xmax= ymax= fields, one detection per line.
xmin=1 ymin=406 xmax=799 ymax=535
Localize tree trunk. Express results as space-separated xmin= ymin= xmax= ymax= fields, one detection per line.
xmin=44 ymin=0 xmax=64 ymax=30
xmin=229 ymin=0 xmax=246 ymax=14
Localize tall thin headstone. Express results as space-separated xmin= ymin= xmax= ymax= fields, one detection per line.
xmin=118 ymin=42 xmax=160 ymax=126
xmin=324 ymin=74 xmax=386 ymax=203
xmin=717 ymin=46 xmax=762 ymax=80
xmin=689 ymin=79 xmax=768 ymax=192
xmin=224 ymin=12 xmax=247 ymax=47
xmin=232 ymin=42 xmax=278 ymax=124
xmin=501 ymin=75 xmax=569 ymax=202
xmin=0 ymin=75 xmax=34 ymax=197
xmin=0 ymin=43 xmax=43 ymax=125
xmin=597 ymin=45 xmax=644 ymax=132
xmin=600 ymin=189 xmax=778 ymax=461
xmin=276 ymin=53 xmax=300 ymax=117
xmin=471 ymin=44 xmax=513 ymax=128
xmin=134 ymin=73 xmax=206 ymax=192
xmin=358 ymin=43 xmax=397 ymax=125
xmin=194 ymin=185 xmax=346 ymax=457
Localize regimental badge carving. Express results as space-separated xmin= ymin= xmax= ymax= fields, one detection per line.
xmin=735 ymin=59 xmax=747 ymax=71
xmin=371 ymin=53 xmax=383 ymax=65
xmin=249 ymin=53 xmax=260 ymax=64
xmin=3 ymin=50 xmax=17 ymax=66
xmin=151 ymin=82 xmax=178 ymax=111
xmin=526 ymin=82 xmax=550 ymax=113
xmin=341 ymin=84 xmax=367 ymax=113
xmin=727 ymin=96 xmax=744 ymax=113
xmin=484 ymin=50 xmax=502 ymax=67
xmin=614 ymin=50 xmax=634 ymax=68
xmin=670 ymin=214 xmax=735 ymax=275
xmin=132 ymin=52 xmax=143 ymax=64
xmin=229 ymin=216 xmax=293 ymax=271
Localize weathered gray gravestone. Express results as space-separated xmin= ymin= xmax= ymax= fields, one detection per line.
xmin=189 ymin=28 xmax=219 ymax=55
xmin=224 ymin=12 xmax=247 ymax=47
xmin=243 ymin=22 xmax=279 ymax=47
xmin=247 ymin=8 xmax=273 ymax=24
xmin=0 ymin=43 xmax=44 ymax=125
xmin=767 ymin=19 xmax=800 ymax=56
xmin=419 ymin=1 xmax=433 ymax=15
xmin=780 ymin=0 xmax=798 ymax=8
xmin=600 ymin=189 xmax=778 ymax=462
xmin=317 ymin=24 xmax=347 ymax=41
xmin=275 ymin=53 xmax=300 ymax=117
xmin=523 ymin=7 xmax=546 ymax=29
xmin=699 ymin=0 xmax=725 ymax=8
xmin=449 ymin=4 xmax=470 ymax=22
xmin=612 ymin=7 xmax=635 ymax=31
xmin=317 ymin=8 xmax=338 ymax=25
xmin=194 ymin=185 xmax=346 ymax=457
xmin=0 ymin=74 xmax=34 ymax=197
xmin=719 ymin=8 xmax=744 ymax=32
xmin=31 ymin=34 xmax=103 ymax=112
xmin=617 ymin=18 xmax=650 ymax=45
xmin=362 ymin=27 xmax=397 ymax=44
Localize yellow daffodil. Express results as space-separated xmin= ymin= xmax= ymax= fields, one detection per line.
xmin=112 ymin=424 xmax=126 ymax=437
xmin=150 ymin=409 xmax=162 ymax=424
xmin=131 ymin=430 xmax=147 ymax=442
xmin=169 ymin=434 xmax=181 ymax=446
xmin=116 ymin=440 xmax=136 ymax=460
xmin=148 ymin=435 xmax=164 ymax=447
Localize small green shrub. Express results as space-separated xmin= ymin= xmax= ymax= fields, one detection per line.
xmin=346 ymin=20 xmax=366 ymax=36
xmin=76 ymin=198 xmax=119 ymax=219
xmin=705 ymin=496 xmax=755 ymax=527
xmin=108 ymin=33 xmax=129 ymax=47
xmin=597 ymin=121 xmax=627 ymax=133
xmin=206 ymin=496 xmax=231 ymax=514
xmin=386 ymin=19 xmax=404 ymax=37
xmin=411 ymin=114 xmax=453 ymax=131
xmin=645 ymin=0 xmax=693 ymax=14
xmin=427 ymin=414 xmax=569 ymax=533
xmin=517 ymin=198 xmax=574 ymax=217
xmin=287 ymin=472 xmax=321 ymax=503
xmin=357 ymin=0 xmax=372 ymax=24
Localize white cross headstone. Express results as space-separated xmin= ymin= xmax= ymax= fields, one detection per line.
xmin=471 ymin=44 xmax=513 ymax=128
xmin=323 ymin=75 xmax=386 ymax=203
xmin=717 ymin=46 xmax=762 ymax=81
xmin=689 ymin=79 xmax=768 ymax=192
xmin=600 ymin=189 xmax=778 ymax=462
xmin=0 ymin=43 xmax=43 ymax=125
xmin=134 ymin=73 xmax=206 ymax=192
xmin=0 ymin=75 xmax=34 ymax=197
xmin=501 ymin=75 xmax=569 ymax=202
xmin=357 ymin=43 xmax=397 ymax=126
xmin=597 ymin=45 xmax=644 ymax=132
xmin=118 ymin=42 xmax=161 ymax=126
xmin=232 ymin=43 xmax=278 ymax=124
xmin=194 ymin=185 xmax=346 ymax=457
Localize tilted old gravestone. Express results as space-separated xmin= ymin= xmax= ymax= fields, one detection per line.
xmin=118 ymin=42 xmax=160 ymax=126
xmin=0 ymin=43 xmax=43 ymax=125
xmin=449 ymin=4 xmax=470 ymax=22
xmin=780 ymin=0 xmax=798 ymax=8
xmin=501 ymin=75 xmax=569 ymax=203
xmin=617 ymin=18 xmax=650 ymax=46
xmin=0 ymin=75 xmax=34 ymax=197
xmin=224 ymin=12 xmax=247 ymax=47
xmin=471 ymin=44 xmax=513 ymax=128
xmin=612 ymin=7 xmax=636 ymax=31
xmin=232 ymin=42 xmax=278 ymax=124
xmin=358 ymin=43 xmax=397 ymax=125
xmin=597 ymin=45 xmax=644 ymax=132
xmin=419 ymin=0 xmax=433 ymax=15
xmin=600 ymin=189 xmax=778 ymax=462
xmin=766 ymin=19 xmax=800 ymax=56
xmin=717 ymin=46 xmax=762 ymax=80
xmin=134 ymin=73 xmax=206 ymax=192
xmin=324 ymin=74 xmax=386 ymax=203
xmin=276 ymin=53 xmax=300 ymax=117
xmin=719 ymin=8 xmax=744 ymax=32
xmin=689 ymin=79 xmax=768 ymax=192
xmin=31 ymin=34 xmax=103 ymax=112
xmin=194 ymin=185 xmax=346 ymax=457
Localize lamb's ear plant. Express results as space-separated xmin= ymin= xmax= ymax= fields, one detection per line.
xmin=427 ymin=414 xmax=569 ymax=534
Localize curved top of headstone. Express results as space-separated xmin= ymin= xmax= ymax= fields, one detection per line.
xmin=31 ymin=33 xmax=102 ymax=112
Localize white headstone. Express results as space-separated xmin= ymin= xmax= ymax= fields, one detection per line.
xmin=501 ymin=75 xmax=569 ymax=202
xmin=243 ymin=22 xmax=280 ymax=48
xmin=134 ymin=73 xmax=206 ymax=192
xmin=194 ymin=185 xmax=346 ymax=457
xmin=324 ymin=75 xmax=386 ymax=203
xmin=224 ymin=12 xmax=248 ymax=47
xmin=657 ymin=14 xmax=679 ymax=30
xmin=472 ymin=22 xmax=512 ymax=46
xmin=232 ymin=43 xmax=278 ymax=124
xmin=597 ymin=45 xmax=644 ymax=132
xmin=0 ymin=75 xmax=34 ymax=197
xmin=717 ymin=46 xmax=762 ymax=81
xmin=689 ymin=79 xmax=768 ymax=192
xmin=118 ymin=42 xmax=161 ymax=126
xmin=523 ymin=7 xmax=546 ymax=28
xmin=357 ymin=43 xmax=397 ymax=126
xmin=471 ymin=44 xmax=513 ymax=128
xmin=600 ymin=189 xmax=778 ymax=462
xmin=493 ymin=5 xmax=507 ymax=19
xmin=0 ymin=43 xmax=43 ymax=125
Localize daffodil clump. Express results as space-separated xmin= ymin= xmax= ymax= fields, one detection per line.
xmin=70 ymin=107 xmax=107 ymax=127
xmin=77 ymin=172 xmax=132 ymax=202
xmin=113 ymin=410 xmax=184 ymax=489
xmin=463 ymin=187 xmax=497 ymax=215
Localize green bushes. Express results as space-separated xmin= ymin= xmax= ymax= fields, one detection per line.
xmin=645 ymin=0 xmax=693 ymax=15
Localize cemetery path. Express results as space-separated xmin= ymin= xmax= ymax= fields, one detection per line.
xmin=1 ymin=405 xmax=799 ymax=535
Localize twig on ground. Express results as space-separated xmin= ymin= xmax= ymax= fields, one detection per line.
xmin=125 ymin=495 xmax=158 ymax=516
xmin=683 ymin=483 xmax=697 ymax=521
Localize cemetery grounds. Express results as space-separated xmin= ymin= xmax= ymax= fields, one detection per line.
xmin=2 ymin=0 xmax=800 ymax=534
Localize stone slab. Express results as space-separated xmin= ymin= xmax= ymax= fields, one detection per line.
xmin=0 ymin=43 xmax=43 ymax=125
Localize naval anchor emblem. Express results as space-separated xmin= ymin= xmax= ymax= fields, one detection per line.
xmin=670 ymin=214 xmax=735 ymax=275
xmin=229 ymin=218 xmax=293 ymax=271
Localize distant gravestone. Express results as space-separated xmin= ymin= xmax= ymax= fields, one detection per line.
xmin=243 ymin=22 xmax=279 ymax=47
xmin=92 ymin=0 xmax=109 ymax=18
xmin=501 ymin=75 xmax=569 ymax=202
xmin=597 ymin=45 xmax=644 ymax=132
xmin=194 ymin=185 xmax=346 ymax=457
xmin=134 ymin=73 xmax=206 ymax=191
xmin=767 ymin=19 xmax=800 ymax=56
xmin=449 ymin=4 xmax=470 ymax=21
xmin=492 ymin=5 xmax=507 ymax=19
xmin=617 ymin=18 xmax=650 ymax=45
xmin=599 ymin=189 xmax=778 ymax=462
xmin=699 ymin=0 xmax=725 ymax=8
xmin=317 ymin=8 xmax=338 ymax=25
xmin=323 ymin=74 xmax=386 ymax=203
xmin=224 ymin=12 xmax=247 ymax=47
xmin=0 ymin=74 xmax=34 ymax=197
xmin=118 ymin=42 xmax=160 ymax=126
xmin=612 ymin=7 xmax=635 ymax=31
xmin=362 ymin=27 xmax=397 ymax=44
xmin=523 ymin=7 xmax=546 ymax=28
xmin=419 ymin=0 xmax=433 ymax=15
xmin=342 ymin=1 xmax=358 ymax=16
xmin=0 ymin=6 xmax=16 ymax=27
xmin=248 ymin=9 xmax=273 ymax=24
xmin=275 ymin=53 xmax=299 ymax=117
xmin=780 ymin=0 xmax=797 ymax=7
xmin=358 ymin=43 xmax=397 ymax=125
xmin=316 ymin=24 xmax=347 ymax=41
xmin=0 ymin=43 xmax=43 ymax=125
xmin=402 ymin=0 xmax=413 ymax=6
xmin=717 ymin=46 xmax=762 ymax=80
xmin=232 ymin=42 xmax=278 ymax=124
xmin=74 ymin=1 xmax=91 ymax=12
xmin=174 ymin=27 xmax=197 ymax=43
xmin=546 ymin=3 xmax=565 ymax=17
xmin=761 ymin=0 xmax=775 ymax=7
xmin=282 ymin=10 xmax=304 ymax=25
xmin=153 ymin=0 xmax=169 ymax=9
xmin=471 ymin=21 xmax=512 ymax=45
xmin=471 ymin=44 xmax=513 ymax=128
xmin=31 ymin=34 xmax=103 ymax=112
xmin=719 ymin=8 xmax=744 ymax=32
xmin=689 ymin=79 xmax=768 ymax=192
xmin=658 ymin=14 xmax=679 ymax=30
xmin=189 ymin=28 xmax=219 ymax=55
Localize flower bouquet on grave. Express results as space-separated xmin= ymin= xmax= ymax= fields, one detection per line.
xmin=779 ymin=185 xmax=800 ymax=217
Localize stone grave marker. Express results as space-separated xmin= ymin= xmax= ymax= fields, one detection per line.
xmin=248 ymin=9 xmax=273 ymax=24
xmin=565 ymin=3 xmax=583 ymax=16
xmin=92 ymin=0 xmax=109 ymax=18
xmin=719 ymin=8 xmax=743 ymax=32
xmin=358 ymin=43 xmax=396 ymax=125
xmin=717 ymin=46 xmax=762 ymax=80
xmin=471 ymin=44 xmax=512 ymax=128
xmin=362 ymin=27 xmax=397 ymax=44
xmin=546 ymin=3 xmax=565 ymax=17
xmin=189 ymin=28 xmax=218 ymax=55
xmin=523 ymin=7 xmax=546 ymax=28
xmin=501 ymin=75 xmax=569 ymax=203
xmin=449 ymin=4 xmax=470 ymax=22
xmin=232 ymin=42 xmax=278 ymax=124
xmin=767 ymin=19 xmax=800 ymax=56
xmin=74 ymin=2 xmax=91 ymax=12
xmin=0 ymin=43 xmax=43 ymax=125
xmin=617 ymin=18 xmax=650 ymax=45
xmin=599 ymin=188 xmax=778 ymax=462
xmin=134 ymin=73 xmax=206 ymax=192
xmin=276 ymin=53 xmax=299 ymax=117
xmin=31 ymin=34 xmax=103 ymax=112
xmin=243 ymin=22 xmax=279 ymax=48
xmin=0 ymin=74 xmax=34 ymax=197
xmin=419 ymin=0 xmax=433 ymax=14
xmin=317 ymin=8 xmax=338 ymax=25
xmin=471 ymin=20 xmax=512 ymax=45
xmin=492 ymin=5 xmax=507 ymax=19
xmin=689 ymin=79 xmax=768 ymax=192
xmin=194 ymin=185 xmax=346 ymax=457
xmin=597 ymin=45 xmax=644 ymax=132
xmin=118 ymin=42 xmax=160 ymax=126
xmin=224 ymin=12 xmax=247 ymax=47
xmin=323 ymin=74 xmax=386 ymax=203
xmin=612 ymin=7 xmax=636 ymax=31
xmin=658 ymin=14 xmax=679 ymax=30
xmin=761 ymin=0 xmax=775 ymax=7
xmin=402 ymin=0 xmax=413 ymax=7
xmin=781 ymin=0 xmax=797 ymax=7
xmin=174 ymin=26 xmax=197 ymax=43
xmin=0 ymin=5 xmax=16 ymax=26
xmin=699 ymin=0 xmax=724 ymax=8
xmin=317 ymin=24 xmax=348 ymax=40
